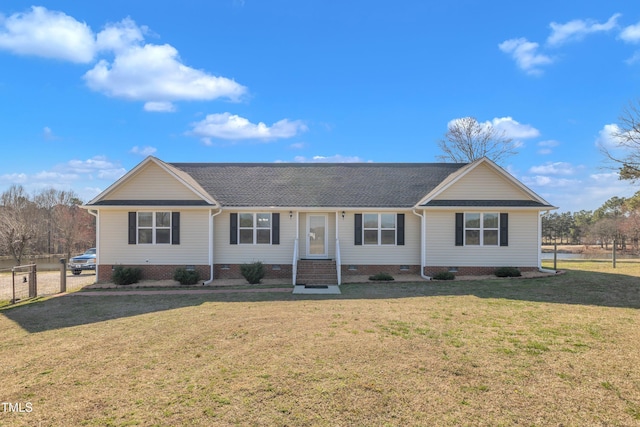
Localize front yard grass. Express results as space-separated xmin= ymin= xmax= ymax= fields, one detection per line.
xmin=1 ymin=260 xmax=639 ymax=425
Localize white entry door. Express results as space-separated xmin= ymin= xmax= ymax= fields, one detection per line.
xmin=307 ymin=214 xmax=328 ymax=258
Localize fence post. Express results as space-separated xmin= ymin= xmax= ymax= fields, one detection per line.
xmin=612 ymin=240 xmax=617 ymax=269
xmin=11 ymin=268 xmax=16 ymax=304
xmin=60 ymin=258 xmax=67 ymax=293
xmin=29 ymin=265 xmax=37 ymax=298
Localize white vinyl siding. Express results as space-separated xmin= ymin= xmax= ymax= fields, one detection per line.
xmin=215 ymin=211 xmax=295 ymax=264
xmin=339 ymin=212 xmax=420 ymax=265
xmin=425 ymin=210 xmax=539 ymax=267
xmin=432 ymin=162 xmax=531 ymax=201
xmin=104 ymin=162 xmax=202 ymax=201
xmin=98 ymin=209 xmax=210 ymax=265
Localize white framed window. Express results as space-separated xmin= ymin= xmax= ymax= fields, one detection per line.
xmin=363 ymin=213 xmax=396 ymax=245
xmin=238 ymin=213 xmax=271 ymax=245
xmin=138 ymin=211 xmax=171 ymax=244
xmin=465 ymin=212 xmax=499 ymax=246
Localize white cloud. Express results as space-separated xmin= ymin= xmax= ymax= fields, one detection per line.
xmin=520 ymin=167 xmax=639 ymax=212
xmin=0 ymin=172 xmax=28 ymax=184
xmin=538 ymin=140 xmax=559 ymax=147
xmin=0 ymin=8 xmax=247 ymax=110
xmin=488 ymin=117 xmax=540 ymax=139
xmin=589 ymin=171 xmax=620 ymax=183
xmin=60 ymin=156 xmax=126 ymax=180
xmin=188 ymin=113 xmax=307 ymax=143
xmin=33 ymin=170 xmax=80 ymax=183
xmin=595 ymin=123 xmax=624 ymax=149
xmin=625 ymin=51 xmax=640 ymax=65
xmin=547 ymin=13 xmax=621 ymax=46
xmin=293 ymin=155 xmax=370 ymax=163
xmin=84 ymin=44 xmax=247 ymax=104
xmin=498 ymin=38 xmax=553 ymax=75
xmin=0 ymin=6 xmax=95 ymax=63
xmin=0 ymin=156 xmax=127 ymax=202
xmin=581 ymin=172 xmax=638 ymax=208
xmin=144 ymin=101 xmax=176 ymax=112
xmin=43 ymin=126 xmax=61 ymax=141
xmin=521 ymin=175 xmax=580 ymax=188
xmin=130 ymin=146 xmax=157 ymax=156
xmin=529 ymin=162 xmax=577 ymax=176
xmin=289 ymin=142 xmax=306 ymax=149
xmin=621 ymin=22 xmax=640 ymax=43
xmin=95 ymin=17 xmax=145 ymax=53
xmin=537 ymin=140 xmax=559 ymax=154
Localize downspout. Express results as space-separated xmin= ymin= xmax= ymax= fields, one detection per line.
xmin=412 ymin=209 xmax=431 ymax=280
xmin=538 ymin=210 xmax=557 ymax=274
xmin=88 ymin=209 xmax=99 ymax=282
xmin=335 ymin=211 xmax=341 ymax=285
xmin=203 ymin=208 xmax=223 ymax=285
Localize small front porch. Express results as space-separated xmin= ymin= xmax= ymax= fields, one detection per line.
xmin=292 ymin=211 xmax=343 ymax=288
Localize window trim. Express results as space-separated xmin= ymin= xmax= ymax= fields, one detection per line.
xmin=238 ymin=212 xmax=272 ymax=245
xmin=362 ymin=213 xmax=397 ymax=246
xmin=464 ymin=212 xmax=499 ymax=246
xmin=137 ymin=211 xmax=172 ymax=245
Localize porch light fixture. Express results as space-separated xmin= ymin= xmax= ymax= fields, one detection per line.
xmin=289 ymin=211 xmax=293 ymax=219
xmin=341 ymin=211 xmax=345 ymax=219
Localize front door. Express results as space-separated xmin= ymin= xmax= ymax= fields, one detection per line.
xmin=307 ymin=214 xmax=328 ymax=258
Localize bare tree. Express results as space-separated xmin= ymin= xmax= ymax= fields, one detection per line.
xmin=601 ymin=100 xmax=640 ymax=181
xmin=437 ymin=117 xmax=518 ymax=164
xmin=54 ymin=196 xmax=94 ymax=260
xmin=35 ymin=188 xmax=93 ymax=259
xmin=0 ymin=185 xmax=38 ymax=265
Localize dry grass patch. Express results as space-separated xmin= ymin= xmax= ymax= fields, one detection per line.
xmin=1 ymin=262 xmax=640 ymax=425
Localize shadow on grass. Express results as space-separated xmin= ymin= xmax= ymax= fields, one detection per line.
xmin=2 ymin=268 xmax=639 ymax=333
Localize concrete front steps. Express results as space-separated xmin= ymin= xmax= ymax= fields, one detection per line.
xmin=295 ymin=259 xmax=338 ymax=285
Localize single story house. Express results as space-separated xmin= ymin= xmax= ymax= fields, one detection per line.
xmin=83 ymin=156 xmax=556 ymax=284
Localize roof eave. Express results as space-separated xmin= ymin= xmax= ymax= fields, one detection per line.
xmin=85 ymin=156 xmax=219 ymax=207
xmin=414 ymin=157 xmax=554 ymax=208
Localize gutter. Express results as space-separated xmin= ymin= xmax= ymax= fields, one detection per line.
xmin=412 ymin=209 xmax=431 ymax=281
xmin=203 ymin=208 xmax=223 ymax=285
xmin=537 ymin=209 xmax=557 ymax=274
xmin=87 ymin=209 xmax=99 ymax=282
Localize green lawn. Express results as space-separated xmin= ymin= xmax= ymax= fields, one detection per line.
xmin=1 ymin=261 xmax=639 ymax=426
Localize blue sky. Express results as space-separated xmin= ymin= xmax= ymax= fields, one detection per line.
xmin=1 ymin=1 xmax=639 ymax=212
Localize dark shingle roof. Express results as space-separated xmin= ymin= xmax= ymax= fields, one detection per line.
xmin=423 ymin=200 xmax=553 ymax=208
xmin=169 ymin=162 xmax=467 ymax=208
xmin=91 ymin=200 xmax=213 ymax=206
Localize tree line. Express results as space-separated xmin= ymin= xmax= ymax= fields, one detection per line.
xmin=0 ymin=185 xmax=95 ymax=265
xmin=542 ymin=193 xmax=640 ymax=251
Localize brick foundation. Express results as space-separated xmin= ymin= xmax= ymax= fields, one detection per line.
xmin=214 ymin=264 xmax=293 ymax=280
xmin=98 ymin=263 xmax=538 ymax=283
xmin=341 ymin=264 xmax=421 ymax=276
xmin=425 ymin=266 xmax=539 ymax=277
xmin=98 ymin=264 xmax=211 ymax=283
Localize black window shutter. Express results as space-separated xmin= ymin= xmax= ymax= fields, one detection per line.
xmin=354 ymin=214 xmax=362 ymax=245
xmin=455 ymin=213 xmax=464 ymax=246
xmin=397 ymin=213 xmax=405 ymax=245
xmin=500 ymin=213 xmax=509 ymax=246
xmin=230 ymin=213 xmax=238 ymax=245
xmin=171 ymin=212 xmax=180 ymax=245
xmin=128 ymin=212 xmax=136 ymax=244
xmin=272 ymin=213 xmax=280 ymax=245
